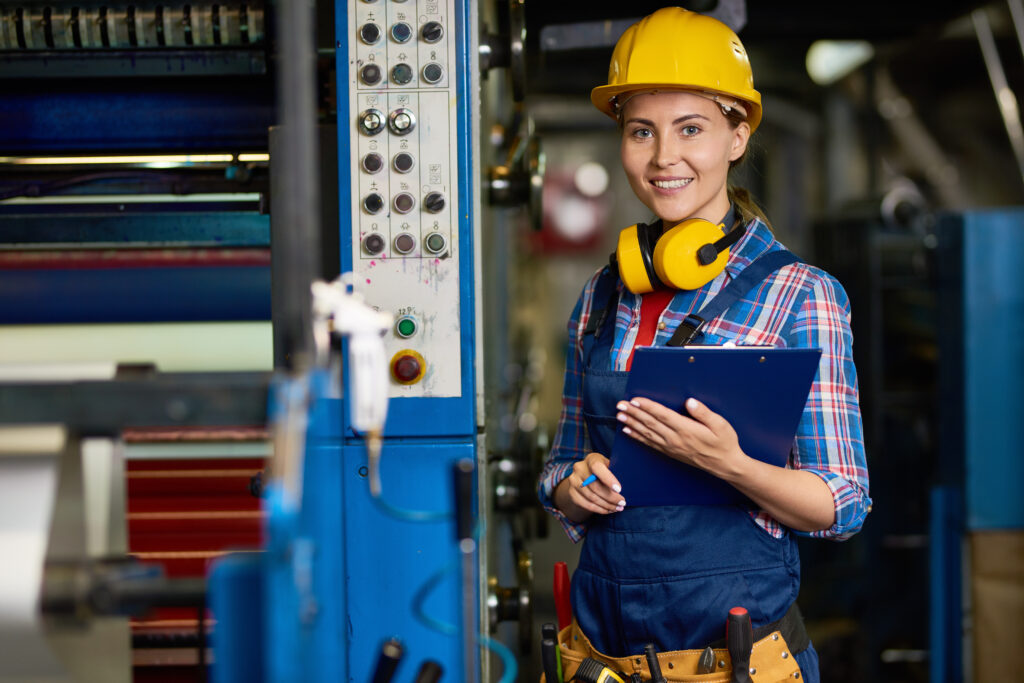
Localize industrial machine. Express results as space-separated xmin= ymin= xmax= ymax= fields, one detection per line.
xmin=0 ymin=0 xmax=536 ymax=680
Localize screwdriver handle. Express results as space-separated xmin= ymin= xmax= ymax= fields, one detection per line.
xmin=644 ymin=643 xmax=667 ymax=683
xmin=412 ymin=660 xmax=443 ymax=683
xmin=454 ymin=459 xmax=474 ymax=543
xmin=554 ymin=562 xmax=572 ymax=631
xmin=370 ymin=638 xmax=403 ymax=683
xmin=727 ymin=607 xmax=753 ymax=683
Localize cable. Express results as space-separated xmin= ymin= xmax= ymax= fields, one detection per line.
xmin=365 ymin=432 xmax=452 ymax=523
xmin=410 ymin=565 xmax=518 ymax=683
xmin=479 ymin=634 xmax=519 ymax=683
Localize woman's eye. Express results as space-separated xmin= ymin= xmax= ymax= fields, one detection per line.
xmin=681 ymin=125 xmax=700 ymax=136
xmin=631 ymin=128 xmax=653 ymax=139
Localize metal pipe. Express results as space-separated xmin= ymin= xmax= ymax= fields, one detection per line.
xmin=273 ymin=0 xmax=321 ymax=371
xmin=1008 ymin=0 xmax=1024 ymax=62
xmin=973 ymin=7 xmax=1024 ymax=187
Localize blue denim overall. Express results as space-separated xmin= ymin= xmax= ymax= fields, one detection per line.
xmin=570 ymin=257 xmax=820 ymax=680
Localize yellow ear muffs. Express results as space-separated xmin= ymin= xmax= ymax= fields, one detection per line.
xmin=653 ymin=218 xmax=731 ymax=290
xmin=613 ymin=217 xmax=747 ymax=294
xmin=615 ymin=222 xmax=660 ymax=295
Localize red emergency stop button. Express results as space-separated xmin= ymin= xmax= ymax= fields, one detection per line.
xmin=391 ymin=349 xmax=426 ymax=385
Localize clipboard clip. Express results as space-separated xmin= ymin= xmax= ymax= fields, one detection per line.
xmin=667 ymin=313 xmax=706 ymax=346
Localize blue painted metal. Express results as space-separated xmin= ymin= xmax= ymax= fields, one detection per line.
xmin=959 ymin=210 xmax=1024 ymax=530
xmin=209 ymin=552 xmax=265 ymax=683
xmin=341 ymin=441 xmax=471 ymax=682
xmin=263 ymin=372 xmax=348 ymax=683
xmin=0 ymin=264 xmax=270 ymax=322
xmin=0 ymin=81 xmax=273 ymax=152
xmin=929 ymin=485 xmax=964 ymax=683
xmin=0 ymin=210 xmax=268 ymax=247
xmin=930 ymin=209 xmax=1024 ymax=683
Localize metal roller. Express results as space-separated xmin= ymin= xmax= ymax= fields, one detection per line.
xmin=0 ymin=2 xmax=265 ymax=50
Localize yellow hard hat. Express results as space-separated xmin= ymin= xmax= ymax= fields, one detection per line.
xmin=590 ymin=7 xmax=762 ymax=132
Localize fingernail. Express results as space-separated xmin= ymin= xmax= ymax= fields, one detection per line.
xmin=630 ymin=399 xmax=640 ymax=407
xmin=616 ymin=401 xmax=629 ymax=411
xmin=622 ymin=426 xmax=632 ymax=435
xmin=616 ymin=412 xmax=627 ymax=423
xmin=686 ymin=398 xmax=698 ymax=410
xmin=612 ymin=484 xmax=621 ymax=493
xmin=617 ymin=500 xmax=626 ymax=509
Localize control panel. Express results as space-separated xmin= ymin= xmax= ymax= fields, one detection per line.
xmin=347 ymin=0 xmax=462 ymax=399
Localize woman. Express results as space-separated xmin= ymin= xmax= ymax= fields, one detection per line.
xmin=538 ymin=8 xmax=871 ymax=682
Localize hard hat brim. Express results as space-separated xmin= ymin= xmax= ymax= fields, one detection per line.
xmin=590 ymin=83 xmax=762 ymax=133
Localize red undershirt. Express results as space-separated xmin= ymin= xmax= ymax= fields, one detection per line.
xmin=626 ymin=289 xmax=676 ymax=371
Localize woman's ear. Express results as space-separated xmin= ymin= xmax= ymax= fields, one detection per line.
xmin=729 ymin=121 xmax=751 ymax=162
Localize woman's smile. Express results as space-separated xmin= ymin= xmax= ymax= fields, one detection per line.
xmin=620 ymin=91 xmax=749 ymax=224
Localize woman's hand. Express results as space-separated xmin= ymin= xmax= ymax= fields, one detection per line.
xmin=615 ymin=397 xmax=746 ymax=479
xmin=553 ymin=452 xmax=626 ymax=523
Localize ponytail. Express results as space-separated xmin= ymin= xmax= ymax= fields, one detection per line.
xmin=728 ymin=186 xmax=772 ymax=231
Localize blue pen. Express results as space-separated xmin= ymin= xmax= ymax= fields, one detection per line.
xmin=580 ymin=474 xmax=597 ymax=487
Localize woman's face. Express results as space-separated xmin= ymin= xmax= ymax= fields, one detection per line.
xmin=620 ymin=91 xmax=750 ymax=225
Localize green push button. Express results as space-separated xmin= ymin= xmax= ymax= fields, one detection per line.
xmin=425 ymin=232 xmax=447 ymax=254
xmin=396 ymin=316 xmax=417 ymax=338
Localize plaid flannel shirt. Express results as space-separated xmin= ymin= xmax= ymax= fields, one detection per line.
xmin=538 ymin=218 xmax=872 ymax=542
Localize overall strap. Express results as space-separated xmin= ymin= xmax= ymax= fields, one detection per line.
xmin=581 ymin=267 xmax=619 ymax=366
xmin=666 ymin=249 xmax=800 ymax=347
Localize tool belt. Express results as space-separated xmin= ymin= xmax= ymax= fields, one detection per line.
xmin=545 ymin=603 xmax=808 ymax=683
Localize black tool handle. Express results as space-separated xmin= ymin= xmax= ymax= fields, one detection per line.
xmin=370 ymin=638 xmax=403 ymax=683
xmin=454 ymin=459 xmax=474 ymax=542
xmin=413 ymin=660 xmax=443 ymax=683
xmin=644 ymin=643 xmax=667 ymax=683
xmin=542 ymin=622 xmax=558 ymax=643
xmin=727 ymin=607 xmax=754 ymax=683
xmin=542 ymin=637 xmax=560 ymax=683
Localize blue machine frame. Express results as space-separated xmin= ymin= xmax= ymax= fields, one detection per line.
xmin=931 ymin=209 xmax=1024 ymax=683
xmin=211 ymin=1 xmax=481 ymax=680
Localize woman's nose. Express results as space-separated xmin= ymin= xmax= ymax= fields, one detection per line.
xmin=653 ymin=137 xmax=681 ymax=168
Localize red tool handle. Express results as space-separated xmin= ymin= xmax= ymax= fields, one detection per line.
xmin=554 ymin=561 xmax=572 ymax=631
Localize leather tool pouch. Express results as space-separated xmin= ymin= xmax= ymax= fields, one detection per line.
xmin=541 ymin=620 xmax=802 ymax=683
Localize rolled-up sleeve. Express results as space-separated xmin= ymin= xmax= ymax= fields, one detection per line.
xmin=787 ymin=272 xmax=872 ymax=540
xmin=538 ymin=286 xmax=593 ymax=543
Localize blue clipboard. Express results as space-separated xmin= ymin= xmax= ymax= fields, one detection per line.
xmin=609 ymin=346 xmax=822 ymax=506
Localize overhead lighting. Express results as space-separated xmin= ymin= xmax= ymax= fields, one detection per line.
xmin=806 ymin=40 xmax=875 ymax=86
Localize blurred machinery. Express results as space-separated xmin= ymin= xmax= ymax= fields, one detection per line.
xmin=0 ymin=0 xmax=538 ymax=681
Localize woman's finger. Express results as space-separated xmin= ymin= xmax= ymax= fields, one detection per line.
xmin=587 ymin=456 xmax=623 ymax=494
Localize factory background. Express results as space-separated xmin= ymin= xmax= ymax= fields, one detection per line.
xmin=0 ymin=1 xmax=1020 ymax=682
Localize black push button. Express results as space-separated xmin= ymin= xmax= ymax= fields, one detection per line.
xmin=359 ymin=23 xmax=381 ymax=45
xmin=393 ymin=152 xmax=415 ymax=174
